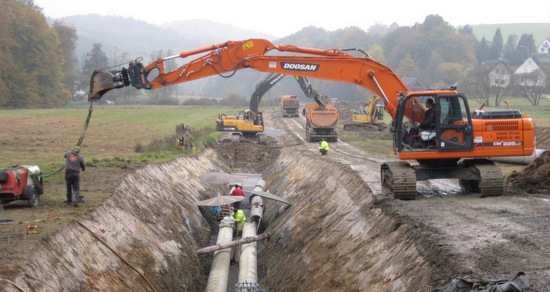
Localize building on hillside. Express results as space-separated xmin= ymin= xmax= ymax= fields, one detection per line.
xmin=484 ymin=61 xmax=512 ymax=88
xmin=537 ymin=38 xmax=550 ymax=55
xmin=402 ymin=77 xmax=429 ymax=91
xmin=514 ymin=57 xmax=546 ymax=88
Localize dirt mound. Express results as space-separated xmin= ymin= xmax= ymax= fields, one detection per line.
xmin=506 ymin=154 xmax=550 ymax=192
xmin=213 ymin=139 xmax=281 ymax=173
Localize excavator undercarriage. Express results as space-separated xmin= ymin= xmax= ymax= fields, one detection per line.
xmin=381 ymin=159 xmax=504 ymax=200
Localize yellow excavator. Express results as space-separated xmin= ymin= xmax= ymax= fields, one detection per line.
xmin=215 ymin=73 xmax=327 ymax=141
xmin=215 ymin=110 xmax=264 ymax=142
xmin=343 ymin=95 xmax=387 ymax=131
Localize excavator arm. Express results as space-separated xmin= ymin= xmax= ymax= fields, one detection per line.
xmin=249 ymin=74 xmax=327 ymax=113
xmin=293 ymin=76 xmax=327 ymax=107
xmin=249 ymin=73 xmax=286 ymax=113
xmin=89 ymin=39 xmax=412 ymax=121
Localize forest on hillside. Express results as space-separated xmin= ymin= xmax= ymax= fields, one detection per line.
xmin=1 ymin=0 xmax=548 ymax=108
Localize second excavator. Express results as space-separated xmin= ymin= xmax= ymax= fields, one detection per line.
xmin=343 ymin=95 xmax=386 ymax=131
xmin=88 ymin=38 xmax=535 ymax=200
xmin=215 ymin=73 xmax=328 ymax=141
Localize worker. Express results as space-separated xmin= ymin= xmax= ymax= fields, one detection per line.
xmin=182 ymin=130 xmax=193 ymax=150
xmin=416 ymin=98 xmax=436 ymax=130
xmin=230 ymin=184 xmax=245 ymax=209
xmin=319 ymin=139 xmax=329 ymax=155
xmin=230 ymin=207 xmax=246 ymax=237
xmin=64 ymin=146 xmax=86 ymax=207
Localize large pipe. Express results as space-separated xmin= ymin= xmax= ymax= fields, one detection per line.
xmin=250 ymin=180 xmax=265 ymax=224
xmin=205 ymin=217 xmax=234 ymax=292
xmin=250 ymin=195 xmax=264 ymax=224
xmin=236 ymin=180 xmax=266 ymax=291
xmin=237 ymin=222 xmax=259 ymax=290
xmin=489 ymin=148 xmax=548 ymax=165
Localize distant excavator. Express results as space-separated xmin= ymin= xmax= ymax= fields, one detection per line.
xmin=343 ymin=95 xmax=387 ymax=131
xmin=215 ymin=73 xmax=327 ymax=141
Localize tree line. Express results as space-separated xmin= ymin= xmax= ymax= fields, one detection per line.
xmin=0 ymin=1 xmax=545 ymax=108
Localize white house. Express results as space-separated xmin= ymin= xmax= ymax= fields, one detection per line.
xmin=537 ymin=38 xmax=550 ymax=55
xmin=514 ymin=57 xmax=546 ymax=87
xmin=488 ymin=62 xmax=511 ymax=88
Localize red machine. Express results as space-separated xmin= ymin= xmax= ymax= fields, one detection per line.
xmin=0 ymin=165 xmax=43 ymax=207
xmin=88 ymin=39 xmax=535 ymax=199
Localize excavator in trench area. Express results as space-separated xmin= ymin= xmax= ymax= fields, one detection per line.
xmin=88 ymin=38 xmax=536 ymax=200
xmin=215 ymin=73 xmax=328 ymax=141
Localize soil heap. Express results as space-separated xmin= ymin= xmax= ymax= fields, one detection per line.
xmin=506 ymin=154 xmax=550 ymax=192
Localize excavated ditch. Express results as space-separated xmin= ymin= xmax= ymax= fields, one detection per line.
xmin=1 ymin=139 xmax=445 ymax=291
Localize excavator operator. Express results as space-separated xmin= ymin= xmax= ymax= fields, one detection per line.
xmin=416 ymin=98 xmax=435 ymax=130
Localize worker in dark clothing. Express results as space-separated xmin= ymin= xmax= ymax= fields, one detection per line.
xmin=416 ymin=98 xmax=435 ymax=130
xmin=65 ymin=146 xmax=85 ymax=207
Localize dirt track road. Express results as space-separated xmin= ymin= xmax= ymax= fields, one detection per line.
xmin=270 ymin=110 xmax=550 ymax=291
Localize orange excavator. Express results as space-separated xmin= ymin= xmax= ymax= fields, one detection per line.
xmin=89 ymin=39 xmax=535 ymax=199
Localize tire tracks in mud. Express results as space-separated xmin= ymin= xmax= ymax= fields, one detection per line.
xmin=276 ymin=111 xmax=461 ymax=197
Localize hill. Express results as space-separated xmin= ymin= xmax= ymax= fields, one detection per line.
xmin=471 ymin=23 xmax=550 ymax=45
xmin=58 ymin=15 xmax=276 ymax=62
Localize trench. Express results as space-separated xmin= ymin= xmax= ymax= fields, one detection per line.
xmin=2 ymin=141 xmax=442 ymax=291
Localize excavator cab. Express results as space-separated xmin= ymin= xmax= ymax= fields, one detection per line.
xmin=394 ymin=93 xmax=474 ymax=153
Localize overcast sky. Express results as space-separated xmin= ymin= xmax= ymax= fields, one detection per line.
xmin=34 ymin=0 xmax=550 ymax=37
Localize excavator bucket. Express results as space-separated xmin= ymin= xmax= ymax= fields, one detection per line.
xmin=88 ymin=70 xmax=118 ymax=101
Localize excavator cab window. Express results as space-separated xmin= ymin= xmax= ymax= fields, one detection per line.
xmin=395 ymin=94 xmax=473 ymax=152
xmin=437 ymin=95 xmax=473 ymax=151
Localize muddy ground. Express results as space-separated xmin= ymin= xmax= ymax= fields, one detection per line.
xmin=1 ymin=108 xmax=550 ymax=291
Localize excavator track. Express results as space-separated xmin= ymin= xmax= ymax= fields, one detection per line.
xmin=459 ymin=159 xmax=503 ymax=197
xmin=381 ymin=161 xmax=417 ymax=200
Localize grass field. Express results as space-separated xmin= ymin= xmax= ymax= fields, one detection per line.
xmin=0 ymin=105 xmax=243 ymax=172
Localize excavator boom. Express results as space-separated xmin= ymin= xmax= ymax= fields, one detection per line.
xmin=89 ymin=39 xmax=409 ymax=120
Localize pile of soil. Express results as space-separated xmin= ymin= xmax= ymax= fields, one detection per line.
xmin=506 ymin=154 xmax=550 ymax=192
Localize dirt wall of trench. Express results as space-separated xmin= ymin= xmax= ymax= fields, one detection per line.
xmin=3 ymin=149 xmax=226 ymax=291
xmin=256 ymin=147 xmax=442 ymax=291
xmin=2 ymin=144 xmax=444 ymax=291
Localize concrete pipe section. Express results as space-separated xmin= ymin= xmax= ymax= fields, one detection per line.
xmin=205 ymin=217 xmax=234 ymax=292
xmin=236 ymin=222 xmax=260 ymax=291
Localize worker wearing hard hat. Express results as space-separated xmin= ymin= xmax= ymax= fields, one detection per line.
xmin=230 ymin=207 xmax=246 ymax=237
xmin=319 ymin=139 xmax=329 ymax=155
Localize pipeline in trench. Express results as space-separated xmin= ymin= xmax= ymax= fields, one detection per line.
xmin=3 ymin=142 xmax=444 ymax=291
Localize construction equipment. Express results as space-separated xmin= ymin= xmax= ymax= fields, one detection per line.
xmin=343 ymin=95 xmax=387 ymax=131
xmin=248 ymin=73 xmax=327 ymax=118
xmin=215 ymin=72 xmax=327 ymax=140
xmin=0 ymin=165 xmax=44 ymax=207
xmin=215 ymin=110 xmax=264 ymax=141
xmin=280 ymin=95 xmax=300 ymax=118
xmin=88 ymin=38 xmax=535 ymax=200
xmin=304 ymin=103 xmax=339 ymax=142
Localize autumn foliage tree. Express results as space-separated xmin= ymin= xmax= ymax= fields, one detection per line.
xmin=0 ymin=0 xmax=75 ymax=108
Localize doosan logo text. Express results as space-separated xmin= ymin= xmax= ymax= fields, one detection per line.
xmin=282 ymin=62 xmax=319 ymax=71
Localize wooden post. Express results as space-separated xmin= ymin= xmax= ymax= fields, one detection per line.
xmin=197 ymin=233 xmax=270 ymax=255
